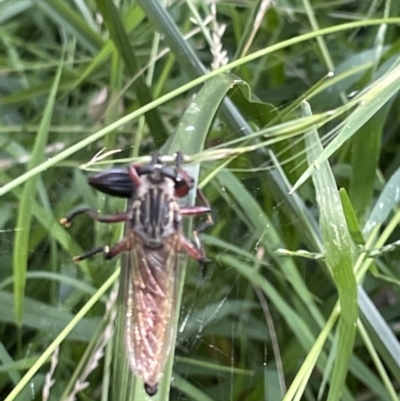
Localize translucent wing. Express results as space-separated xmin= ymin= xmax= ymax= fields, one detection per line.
xmin=124 ymin=232 xmax=180 ymax=394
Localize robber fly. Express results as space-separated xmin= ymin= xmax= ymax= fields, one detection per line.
xmin=61 ymin=152 xmax=212 ymax=396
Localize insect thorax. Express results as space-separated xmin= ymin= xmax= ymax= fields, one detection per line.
xmin=131 ymin=175 xmax=180 ymax=247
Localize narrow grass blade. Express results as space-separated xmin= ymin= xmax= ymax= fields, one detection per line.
xmin=349 ymin=105 xmax=390 ymax=225
xmin=339 ymin=189 xmax=365 ymax=245
xmin=95 ymin=0 xmax=166 ymax=143
xmin=293 ymin=63 xmax=400 ymax=192
xmin=37 ymin=0 xmax=103 ymax=52
xmin=3 ymin=270 xmax=119 ymax=401
xmin=0 ymin=0 xmax=32 ymax=24
xmin=216 ymin=168 xmax=325 ymax=329
xmin=3 ymin=19 xmax=400 ymax=198
xmin=364 ymin=165 xmax=400 ymax=235
xmin=12 ymin=59 xmax=63 ymax=324
xmin=302 ymin=101 xmax=357 ymax=401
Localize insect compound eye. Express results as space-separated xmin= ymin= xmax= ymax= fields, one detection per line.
xmin=174 ymin=173 xmax=194 ymax=197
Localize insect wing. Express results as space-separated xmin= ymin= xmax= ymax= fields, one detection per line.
xmin=124 ymin=232 xmax=180 ymax=391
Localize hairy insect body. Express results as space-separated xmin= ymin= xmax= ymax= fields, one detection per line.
xmin=126 ymin=174 xmax=181 ymax=392
xmin=61 ymin=153 xmax=212 ymax=396
xmin=132 ymin=175 xmax=179 ymax=247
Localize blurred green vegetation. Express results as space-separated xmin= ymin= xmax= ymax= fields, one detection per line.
xmin=1 ymin=1 xmax=400 ymax=400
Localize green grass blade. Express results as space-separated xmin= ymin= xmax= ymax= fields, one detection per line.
xmin=3 ymin=19 xmax=400 ymax=197
xmin=37 ymin=0 xmax=103 ymax=52
xmin=358 ymin=290 xmax=400 ymax=378
xmin=303 ymin=101 xmax=357 ymax=401
xmin=216 ymin=168 xmax=325 ymax=329
xmin=135 ymin=0 xmax=253 ymax=138
xmin=136 ymin=0 xmax=206 ymax=77
xmin=349 ymin=105 xmax=390 ymax=225
xmin=293 ymin=63 xmax=400 ymax=192
xmin=364 ymin=165 xmax=400 ymax=235
xmin=160 ymin=74 xmax=241 ymax=399
xmin=0 ymin=0 xmax=32 ymax=24
xmin=95 ymin=0 xmax=166 ymax=143
xmin=4 ymin=4 xmax=400 ymax=399
xmin=339 ymin=188 xmax=365 ymax=245
xmin=173 ymin=373 xmax=217 ymax=401
xmin=12 ymin=58 xmax=63 ymax=324
xmin=358 ymin=319 xmax=398 ymax=401
xmin=163 ymin=73 xmax=239 ymax=155
xmin=3 ymin=270 xmax=119 ymax=401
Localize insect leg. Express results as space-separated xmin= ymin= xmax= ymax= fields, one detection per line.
xmin=105 ymin=237 xmax=131 ymax=259
xmin=61 ymin=208 xmax=130 ymax=261
xmin=180 ymin=205 xmax=213 ymax=239
xmin=179 ymin=205 xmax=210 ymax=216
xmin=196 ymin=187 xmax=210 ymax=207
xmin=128 ymin=163 xmax=144 ymax=187
xmin=60 ymin=207 xmax=129 ymax=227
xmin=180 ymin=234 xmax=209 ymax=265
xmin=193 ymin=188 xmax=214 ymax=234
xmin=73 ymin=246 xmax=108 ymax=262
xmin=180 ymin=187 xmax=214 ymax=232
xmin=73 ymin=237 xmax=130 ymax=262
